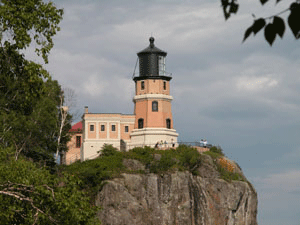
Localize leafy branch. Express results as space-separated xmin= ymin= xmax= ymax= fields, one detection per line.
xmin=0 ymin=181 xmax=57 ymax=224
xmin=221 ymin=0 xmax=300 ymax=45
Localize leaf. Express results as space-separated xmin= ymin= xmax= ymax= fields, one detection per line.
xmin=260 ymin=0 xmax=269 ymax=5
xmin=221 ymin=0 xmax=239 ymax=20
xmin=288 ymin=9 xmax=300 ymax=39
xmin=289 ymin=3 xmax=300 ymax=12
xmin=221 ymin=0 xmax=229 ymax=7
xmin=222 ymin=5 xmax=230 ymax=20
xmin=264 ymin=23 xmax=276 ymax=46
xmin=243 ymin=25 xmax=253 ymax=42
xmin=252 ymin=18 xmax=266 ymax=35
xmin=229 ymin=2 xmax=239 ymax=14
xmin=273 ymin=16 xmax=285 ymax=38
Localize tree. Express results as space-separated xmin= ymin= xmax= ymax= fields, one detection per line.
xmin=55 ymin=88 xmax=77 ymax=163
xmin=0 ymin=147 xmax=100 ymax=224
xmin=0 ymin=0 xmax=71 ymax=163
xmin=221 ymin=0 xmax=300 ymax=45
xmin=0 ymin=2 xmax=100 ymax=224
xmin=0 ymin=0 xmax=63 ymax=63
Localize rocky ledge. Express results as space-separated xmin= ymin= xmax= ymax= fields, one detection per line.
xmin=95 ymin=156 xmax=257 ymax=225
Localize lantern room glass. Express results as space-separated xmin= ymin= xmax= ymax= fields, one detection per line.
xmin=158 ymin=56 xmax=166 ymax=76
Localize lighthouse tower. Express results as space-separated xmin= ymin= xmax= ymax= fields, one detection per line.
xmin=130 ymin=37 xmax=178 ymax=147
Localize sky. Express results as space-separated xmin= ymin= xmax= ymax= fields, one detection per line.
xmin=35 ymin=0 xmax=300 ymax=224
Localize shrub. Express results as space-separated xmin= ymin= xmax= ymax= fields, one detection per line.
xmin=176 ymin=145 xmax=202 ymax=174
xmin=216 ymin=163 xmax=244 ymax=182
xmin=125 ymin=146 xmax=154 ymax=165
xmin=66 ymin=152 xmax=124 ymax=193
xmin=150 ymin=152 xmax=176 ymax=173
xmin=99 ymin=144 xmax=119 ymax=157
xmin=0 ymin=147 xmax=100 ymax=225
xmin=209 ymin=146 xmax=224 ymax=156
xmin=203 ymin=151 xmax=221 ymax=159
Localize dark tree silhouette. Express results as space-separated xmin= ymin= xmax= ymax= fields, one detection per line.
xmin=221 ymin=0 xmax=300 ymax=45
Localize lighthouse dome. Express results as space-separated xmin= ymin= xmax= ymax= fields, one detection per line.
xmin=136 ymin=37 xmax=169 ymax=79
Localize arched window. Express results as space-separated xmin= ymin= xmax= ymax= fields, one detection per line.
xmin=166 ymin=119 xmax=171 ymax=129
xmin=152 ymin=101 xmax=158 ymax=112
xmin=138 ymin=118 xmax=144 ymax=129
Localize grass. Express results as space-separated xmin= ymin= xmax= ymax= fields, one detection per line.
xmin=63 ymin=144 xmax=245 ymax=198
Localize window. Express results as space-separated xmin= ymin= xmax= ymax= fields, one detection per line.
xmin=76 ymin=136 xmax=81 ymax=148
xmin=125 ymin=126 xmax=129 ymax=133
xmin=159 ymin=56 xmax=166 ymax=76
xmin=90 ymin=124 xmax=94 ymax=131
xmin=141 ymin=81 xmax=145 ymax=90
xmin=152 ymin=101 xmax=158 ymax=112
xmin=163 ymin=81 xmax=166 ymax=90
xmin=101 ymin=125 xmax=105 ymax=131
xmin=138 ymin=118 xmax=144 ymax=129
xmin=166 ymin=119 xmax=171 ymax=129
xmin=111 ymin=124 xmax=116 ymax=132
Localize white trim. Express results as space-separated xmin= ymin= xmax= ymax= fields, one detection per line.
xmin=96 ymin=123 xmax=99 ymax=139
xmin=84 ymin=117 xmax=135 ymax=122
xmin=107 ymin=122 xmax=109 ymax=139
xmin=130 ymin=128 xmax=179 ymax=136
xmin=133 ymin=94 xmax=173 ymax=102
xmin=120 ymin=121 xmax=135 ymax=124
xmin=130 ymin=127 xmax=178 ymax=148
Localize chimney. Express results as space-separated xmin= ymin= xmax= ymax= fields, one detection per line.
xmin=84 ymin=106 xmax=88 ymax=114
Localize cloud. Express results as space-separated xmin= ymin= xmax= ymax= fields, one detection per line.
xmin=236 ymin=76 xmax=279 ymax=91
xmin=255 ymin=170 xmax=300 ymax=193
xmin=82 ymin=74 xmax=108 ymax=97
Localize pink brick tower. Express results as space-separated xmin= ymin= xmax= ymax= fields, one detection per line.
xmin=130 ymin=37 xmax=178 ymax=147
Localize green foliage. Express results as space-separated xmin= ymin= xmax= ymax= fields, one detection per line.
xmin=65 ymin=144 xmax=245 ymax=200
xmin=0 ymin=72 xmax=72 ymax=164
xmin=203 ymin=150 xmax=222 ymax=159
xmin=0 ymin=147 xmax=100 ymax=225
xmin=124 ymin=146 xmax=154 ymax=165
xmin=65 ymin=145 xmax=204 ymax=199
xmin=175 ymin=145 xmax=202 ymax=174
xmin=66 ymin=150 xmax=124 ymax=194
xmin=216 ymin=163 xmax=245 ymax=182
xmin=222 ymin=0 xmax=300 ymax=45
xmin=150 ymin=151 xmax=176 ymax=173
xmin=0 ymin=0 xmax=63 ymax=63
xmin=203 ymin=146 xmax=224 ymax=159
xmin=0 ymin=2 xmax=95 ymax=223
xmin=0 ymin=1 xmax=71 ymax=165
xmin=209 ymin=146 xmax=224 ymax=156
xmin=99 ymin=144 xmax=119 ymax=157
xmin=125 ymin=145 xmax=202 ymax=174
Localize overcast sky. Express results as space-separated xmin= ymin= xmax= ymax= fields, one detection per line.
xmin=39 ymin=0 xmax=300 ymax=224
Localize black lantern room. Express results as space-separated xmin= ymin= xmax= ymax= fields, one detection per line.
xmin=134 ymin=37 xmax=171 ymax=81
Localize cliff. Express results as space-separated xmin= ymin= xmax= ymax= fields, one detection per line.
xmin=95 ymin=154 xmax=258 ymax=225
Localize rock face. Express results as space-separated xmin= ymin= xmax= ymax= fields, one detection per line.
xmin=95 ymin=165 xmax=257 ymax=225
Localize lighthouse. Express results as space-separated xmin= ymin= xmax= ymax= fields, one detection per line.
xmin=130 ymin=37 xmax=179 ymax=147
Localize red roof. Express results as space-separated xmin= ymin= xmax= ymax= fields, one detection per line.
xmin=69 ymin=121 xmax=82 ymax=132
